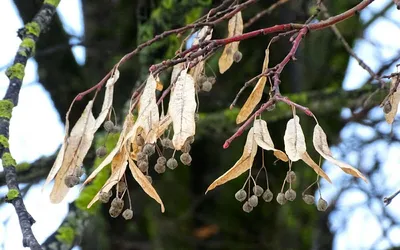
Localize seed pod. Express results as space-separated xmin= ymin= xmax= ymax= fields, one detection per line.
xmin=166 ymin=158 xmax=178 ymax=170
xmin=233 ymin=51 xmax=243 ymax=62
xmin=137 ymin=152 xmax=147 ymax=161
xmin=157 ymin=156 xmax=167 ymax=165
xmin=252 ymin=185 xmax=264 ymax=197
xmin=103 ymin=120 xmax=114 ymax=132
xmin=74 ymin=167 xmax=84 ymax=177
xmin=242 ymin=201 xmax=253 ymax=213
xmin=142 ymin=144 xmax=155 ymax=156
xmin=248 ymin=195 xmax=259 ymax=207
xmin=109 ymin=206 xmax=122 ymax=218
xmin=235 ymin=189 xmax=247 ymax=202
xmin=122 ymin=209 xmax=133 ymax=220
xmin=99 ymin=190 xmax=112 ymax=203
xmin=180 ymin=153 xmax=192 ymax=165
xmin=285 ymin=189 xmax=296 ymax=201
xmin=96 ymin=146 xmax=107 ymax=158
xmin=117 ymin=181 xmax=127 ymax=193
xmin=146 ymin=175 xmax=153 ymax=184
xmin=64 ymin=175 xmax=80 ymax=188
xmin=286 ymin=171 xmax=296 ymax=183
xmin=207 ymin=76 xmax=216 ymax=85
xmin=111 ymin=125 xmax=121 ymax=133
xmin=201 ymin=81 xmax=212 ymax=92
xmin=186 ymin=136 xmax=195 ymax=144
xmin=302 ymin=194 xmax=315 ymax=205
xmin=276 ymin=192 xmax=287 ymax=205
xmin=111 ymin=198 xmax=124 ymax=210
xmin=138 ymin=161 xmax=149 ymax=172
xmin=135 ymin=135 xmax=145 ymax=146
xmin=154 ymin=163 xmax=166 ymax=174
xmin=181 ymin=143 xmax=191 ymax=153
xmin=384 ymin=100 xmax=392 ymax=114
xmin=161 ymin=138 xmax=174 ymax=149
xmin=198 ymin=75 xmax=207 ymax=84
xmin=317 ymin=198 xmax=328 ymax=211
xmin=262 ymin=189 xmax=273 ymax=202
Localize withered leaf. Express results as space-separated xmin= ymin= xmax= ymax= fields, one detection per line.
xmin=218 ymin=12 xmax=243 ymax=74
xmin=253 ymin=119 xmax=288 ymax=162
xmin=313 ymin=124 xmax=367 ymax=182
xmin=284 ymin=115 xmax=306 ymax=162
xmin=385 ymin=76 xmax=400 ymax=124
xmin=138 ymin=74 xmax=159 ymax=143
xmin=128 ymin=158 xmax=165 ymax=212
xmin=206 ymin=128 xmax=257 ymax=193
xmin=236 ymin=77 xmax=266 ymax=124
xmin=168 ymin=70 xmax=197 ymax=150
xmin=301 ymin=152 xmax=332 ymax=183
xmin=190 ymin=26 xmax=213 ymax=82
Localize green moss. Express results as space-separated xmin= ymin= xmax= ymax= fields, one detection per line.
xmin=0 ymin=100 xmax=14 ymax=119
xmin=2 ymin=152 xmax=17 ymax=167
xmin=44 ymin=0 xmax=61 ymax=7
xmin=6 ymin=63 xmax=25 ymax=80
xmin=16 ymin=162 xmax=30 ymax=171
xmin=55 ymin=226 xmax=75 ymax=245
xmin=0 ymin=135 xmax=9 ymax=148
xmin=20 ymin=38 xmax=36 ymax=54
xmin=25 ymin=22 xmax=40 ymax=37
xmin=7 ymin=189 xmax=19 ymax=200
xmin=18 ymin=50 xmax=27 ymax=57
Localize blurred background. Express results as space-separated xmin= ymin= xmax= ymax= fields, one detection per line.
xmin=0 ymin=0 xmax=400 ymax=249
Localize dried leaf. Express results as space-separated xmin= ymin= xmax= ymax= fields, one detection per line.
xmin=385 ymin=76 xmax=400 ymax=124
xmin=253 ymin=119 xmax=288 ymax=162
xmin=128 ymin=158 xmax=165 ymax=212
xmin=262 ymin=47 xmax=270 ymax=72
xmin=206 ymin=128 xmax=257 ymax=193
xmin=313 ymin=124 xmax=367 ymax=182
xmin=301 ymin=152 xmax=332 ymax=183
xmin=138 ymin=74 xmax=160 ymax=143
xmin=94 ymin=70 xmax=120 ymax=130
xmin=218 ymin=12 xmax=243 ymax=74
xmin=236 ymin=77 xmax=266 ymax=124
xmin=168 ymin=70 xmax=197 ymax=150
xmin=50 ymin=101 xmax=96 ymax=203
xmin=156 ymin=76 xmax=163 ymax=91
xmin=190 ymin=27 xmax=213 ymax=82
xmin=171 ymin=63 xmax=184 ymax=84
xmin=284 ymin=115 xmax=306 ymax=162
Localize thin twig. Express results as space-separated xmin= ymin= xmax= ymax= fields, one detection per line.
xmin=383 ymin=188 xmax=400 ymax=206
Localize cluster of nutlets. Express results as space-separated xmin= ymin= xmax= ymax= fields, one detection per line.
xmin=98 ymin=181 xmax=133 ymax=220
xmin=196 ymin=75 xmax=216 ymax=93
xmin=96 ymin=120 xmax=122 ymax=158
xmin=64 ymin=166 xmax=84 ymax=188
xmin=235 ymin=184 xmax=273 ymax=213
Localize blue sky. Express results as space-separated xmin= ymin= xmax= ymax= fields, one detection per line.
xmin=0 ymin=1 xmax=399 ymax=249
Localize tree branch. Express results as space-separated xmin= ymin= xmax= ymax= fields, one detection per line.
xmin=1 ymin=0 xmax=61 ymax=249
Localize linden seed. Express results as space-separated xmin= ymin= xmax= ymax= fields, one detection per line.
xmin=234 ymin=189 xmax=247 ymax=202
xmin=111 ymin=125 xmax=121 ymax=133
xmin=154 ymin=163 xmax=166 ymax=174
xmin=142 ymin=144 xmax=155 ymax=156
xmin=276 ymin=192 xmax=287 ymax=205
xmin=317 ymin=198 xmax=328 ymax=211
xmin=99 ymin=191 xmax=112 ymax=203
xmin=96 ymin=146 xmax=107 ymax=158
xmin=166 ymin=158 xmax=178 ymax=170
xmin=109 ymin=206 xmax=122 ymax=218
xmin=137 ymin=152 xmax=147 ymax=161
xmin=252 ymin=185 xmax=264 ymax=197
xmin=64 ymin=175 xmax=80 ymax=188
xmin=111 ymin=198 xmax=124 ymax=210
xmin=181 ymin=143 xmax=191 ymax=153
xmin=161 ymin=138 xmax=174 ymax=149
xmin=207 ymin=76 xmax=216 ymax=85
xmin=242 ymin=201 xmax=253 ymax=213
xmin=117 ymin=181 xmax=127 ymax=193
xmin=201 ymin=81 xmax=212 ymax=92
xmin=384 ymin=101 xmax=392 ymax=114
xmin=138 ymin=161 xmax=149 ymax=172
xmin=122 ymin=209 xmax=133 ymax=220
xmin=103 ymin=120 xmax=114 ymax=132
xmin=146 ymin=175 xmax=153 ymax=184
xmin=262 ymin=189 xmax=273 ymax=202
xmin=286 ymin=171 xmax=296 ymax=183
xmin=180 ymin=153 xmax=192 ymax=165
xmin=186 ymin=136 xmax=195 ymax=144
xmin=135 ymin=135 xmax=145 ymax=146
xmin=198 ymin=75 xmax=207 ymax=84
xmin=302 ymin=194 xmax=315 ymax=205
xmin=248 ymin=195 xmax=259 ymax=207
xmin=157 ymin=156 xmax=167 ymax=165
xmin=285 ymin=189 xmax=296 ymax=201
xmin=233 ymin=51 xmax=243 ymax=62
xmin=74 ymin=167 xmax=84 ymax=177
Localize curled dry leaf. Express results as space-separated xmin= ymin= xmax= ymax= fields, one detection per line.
xmin=168 ymin=70 xmax=197 ymax=150
xmin=206 ymin=128 xmax=257 ymax=193
xmin=301 ymin=152 xmax=332 ymax=183
xmin=253 ymin=119 xmax=288 ymax=162
xmin=313 ymin=124 xmax=367 ymax=182
xmin=284 ymin=115 xmax=306 ymax=162
xmin=385 ymin=76 xmax=400 ymax=124
xmin=190 ymin=26 xmax=213 ymax=82
xmin=138 ymin=74 xmax=160 ymax=143
xmin=218 ymin=12 xmax=243 ymax=74
xmin=128 ymin=158 xmax=165 ymax=212
xmin=49 ymin=101 xmax=96 ymax=203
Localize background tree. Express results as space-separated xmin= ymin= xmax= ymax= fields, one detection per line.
xmin=1 ymin=0 xmax=400 ymax=250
